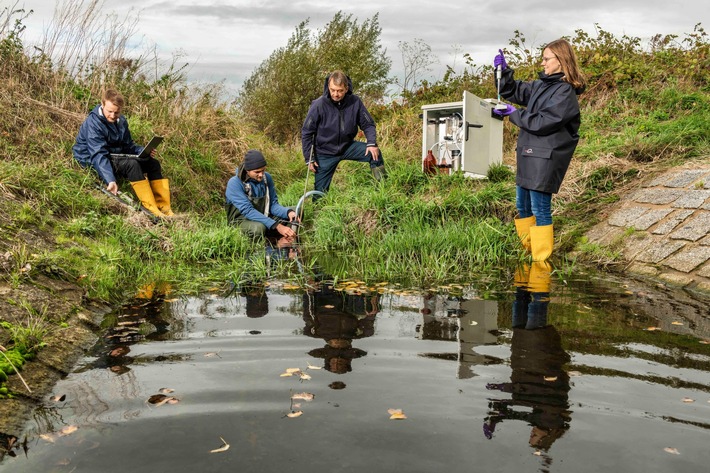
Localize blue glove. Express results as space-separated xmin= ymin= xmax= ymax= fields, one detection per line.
xmin=493 ymin=104 xmax=516 ymax=116
xmin=493 ymin=49 xmax=507 ymax=69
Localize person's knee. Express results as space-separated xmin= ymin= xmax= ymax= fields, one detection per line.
xmin=240 ymin=221 xmax=267 ymax=239
xmin=123 ymin=160 xmax=145 ymax=182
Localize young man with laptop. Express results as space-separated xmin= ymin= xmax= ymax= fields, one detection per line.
xmin=73 ymin=88 xmax=174 ymax=217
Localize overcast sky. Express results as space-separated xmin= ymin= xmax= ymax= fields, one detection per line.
xmin=13 ymin=0 xmax=710 ymax=98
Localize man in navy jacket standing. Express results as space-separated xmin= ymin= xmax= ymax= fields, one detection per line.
xmin=301 ymin=70 xmax=386 ymax=196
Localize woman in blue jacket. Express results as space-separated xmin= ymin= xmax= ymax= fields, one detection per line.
xmin=493 ymin=39 xmax=586 ymax=261
xmin=225 ymin=150 xmax=299 ymax=239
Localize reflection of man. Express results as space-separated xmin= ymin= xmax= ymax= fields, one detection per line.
xmin=303 ymin=286 xmax=379 ymax=374
xmin=483 ymin=262 xmax=571 ymax=452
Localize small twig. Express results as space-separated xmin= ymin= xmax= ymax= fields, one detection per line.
xmin=0 ymin=345 xmax=32 ymax=394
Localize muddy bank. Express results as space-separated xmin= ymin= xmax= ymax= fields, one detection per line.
xmin=0 ymin=274 xmax=106 ymax=457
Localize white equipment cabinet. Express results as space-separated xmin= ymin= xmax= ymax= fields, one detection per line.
xmin=421 ymin=91 xmax=504 ymax=178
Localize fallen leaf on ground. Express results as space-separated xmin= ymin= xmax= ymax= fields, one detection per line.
xmin=682 ymin=397 xmax=694 ymax=403
xmin=164 ymin=298 xmax=178 ymax=303
xmin=671 ymin=321 xmax=684 ymax=326
xmin=210 ymin=437 xmax=229 ymax=453
xmin=700 ymin=340 xmax=710 ymax=345
xmin=645 ymin=327 xmax=660 ymax=331
xmin=664 ymin=447 xmax=680 ymax=455
xmin=568 ymin=371 xmax=582 ymax=377
xmin=388 ymin=408 xmax=407 ymax=420
xmin=286 ymin=411 xmax=303 ymax=418
xmin=291 ymin=392 xmax=315 ymax=401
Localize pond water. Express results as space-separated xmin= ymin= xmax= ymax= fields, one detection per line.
xmin=1 ymin=262 xmax=709 ymax=473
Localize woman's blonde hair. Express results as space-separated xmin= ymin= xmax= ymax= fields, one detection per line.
xmin=545 ymin=39 xmax=586 ymax=90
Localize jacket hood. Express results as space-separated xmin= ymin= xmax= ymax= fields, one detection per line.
xmin=322 ymin=74 xmax=353 ymax=101
xmin=538 ymin=72 xmax=585 ymax=95
xmin=238 ymin=163 xmax=248 ymax=181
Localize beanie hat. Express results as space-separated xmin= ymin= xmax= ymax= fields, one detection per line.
xmin=243 ymin=149 xmax=267 ymax=171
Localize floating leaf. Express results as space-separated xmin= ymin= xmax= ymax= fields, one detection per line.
xmin=664 ymin=447 xmax=680 ymax=455
xmin=148 ymin=394 xmax=179 ymax=406
xmin=210 ymin=437 xmax=230 ymax=453
xmin=285 ymin=368 xmax=301 ymax=374
xmin=60 ymin=426 xmax=78 ymax=436
xmin=469 ymin=321 xmax=478 ymax=326
xmin=164 ymin=298 xmax=178 ymax=303
xmin=307 ymin=363 xmax=322 ymax=370
xmin=533 ymin=450 xmax=542 ymax=456
xmin=543 ymin=376 xmax=558 ymax=382
xmin=671 ymin=321 xmax=684 ymax=326
xmin=50 ymin=394 xmax=66 ymax=402
xmin=204 ymin=352 xmax=221 ymax=358
xmin=158 ymin=388 xmax=174 ymax=394
xmin=682 ymin=397 xmax=694 ymax=403
xmin=280 ymin=372 xmax=294 ymax=377
xmin=568 ymin=371 xmax=582 ymax=377
xmin=287 ymin=411 xmax=303 ymax=418
xmin=323 ymin=305 xmax=335 ymax=309
xmin=388 ymin=408 xmax=407 ymax=420
xmin=299 ymin=373 xmax=312 ymax=381
xmin=291 ymin=392 xmax=315 ymax=401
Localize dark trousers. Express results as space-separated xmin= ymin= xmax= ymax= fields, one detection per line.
xmin=313 ymin=141 xmax=384 ymax=194
xmin=110 ymin=156 xmax=163 ymax=182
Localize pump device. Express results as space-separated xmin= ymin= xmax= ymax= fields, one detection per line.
xmin=421 ymin=91 xmax=503 ymax=177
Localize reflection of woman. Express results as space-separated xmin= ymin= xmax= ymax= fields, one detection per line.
xmin=493 ymin=39 xmax=586 ymax=261
xmin=484 ymin=296 xmax=571 ymax=451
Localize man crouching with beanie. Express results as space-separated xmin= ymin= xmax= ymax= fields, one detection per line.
xmin=225 ymin=150 xmax=300 ymax=240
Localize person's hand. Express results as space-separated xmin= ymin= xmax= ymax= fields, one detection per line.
xmin=287 ymin=210 xmax=301 ymax=224
xmin=308 ymin=161 xmax=319 ymax=173
xmin=493 ymin=104 xmax=517 ymax=116
xmin=107 ymin=181 xmax=118 ymax=195
xmin=493 ymin=49 xmax=507 ymax=70
xmin=365 ymin=146 xmax=380 ymax=161
xmin=150 ymin=148 xmax=157 ymax=158
xmin=276 ymin=223 xmax=296 ymax=238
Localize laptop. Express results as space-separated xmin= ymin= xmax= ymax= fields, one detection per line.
xmin=110 ymin=136 xmax=163 ymax=160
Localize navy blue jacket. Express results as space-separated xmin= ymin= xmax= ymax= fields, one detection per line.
xmin=499 ymin=69 xmax=583 ymax=194
xmin=301 ymin=75 xmax=377 ymax=162
xmin=73 ymin=105 xmax=143 ymax=184
xmin=225 ymin=164 xmax=291 ymax=229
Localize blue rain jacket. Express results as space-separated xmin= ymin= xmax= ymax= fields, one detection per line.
xmin=72 ymin=105 xmax=143 ymax=184
xmin=225 ymin=164 xmax=291 ymax=229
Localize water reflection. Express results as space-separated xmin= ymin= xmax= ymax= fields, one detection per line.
xmin=418 ymin=293 xmax=502 ymax=378
xmin=302 ymin=285 xmax=379 ymax=377
xmin=484 ymin=262 xmax=572 ymax=461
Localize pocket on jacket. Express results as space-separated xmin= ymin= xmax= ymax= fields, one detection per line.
xmin=518 ymin=145 xmax=553 ymax=160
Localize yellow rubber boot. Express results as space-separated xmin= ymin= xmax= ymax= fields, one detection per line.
xmin=514 ymin=215 xmax=536 ymax=252
xmin=529 ymin=224 xmax=554 ymax=261
xmin=149 ymin=178 xmax=174 ymax=216
xmin=130 ymin=179 xmax=165 ymax=218
xmin=527 ymin=261 xmax=552 ymax=293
